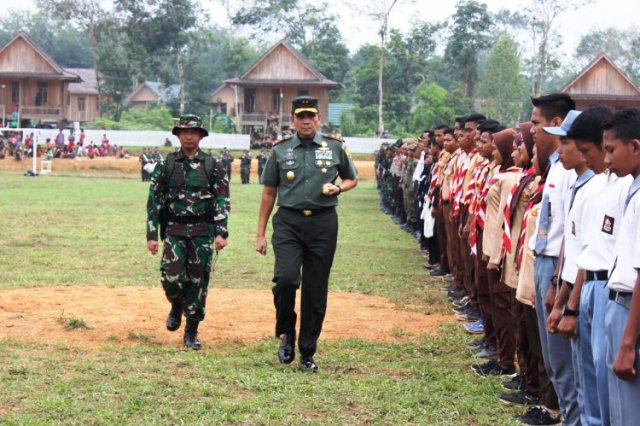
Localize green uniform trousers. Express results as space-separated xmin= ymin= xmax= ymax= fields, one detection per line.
xmin=161 ymin=235 xmax=213 ymax=322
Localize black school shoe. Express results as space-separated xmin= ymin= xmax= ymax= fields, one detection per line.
xmin=277 ymin=333 xmax=295 ymax=364
xmin=300 ymin=356 xmax=318 ymax=372
xmin=472 ymin=360 xmax=516 ymax=377
xmin=499 ymin=390 xmax=538 ymax=406
xmin=514 ymin=406 xmax=561 ymax=425
xmin=504 ymin=373 xmax=526 ymax=391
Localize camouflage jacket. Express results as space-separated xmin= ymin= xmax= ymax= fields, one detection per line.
xmin=146 ymin=149 xmax=230 ymax=241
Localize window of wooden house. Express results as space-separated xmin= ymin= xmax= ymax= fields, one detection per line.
xmin=78 ymin=97 xmax=86 ymax=112
xmin=244 ymin=89 xmax=256 ymax=113
xmin=272 ymin=89 xmax=281 ymax=112
xmin=11 ymin=82 xmax=19 ymax=105
xmin=35 ymin=82 xmax=48 ymax=106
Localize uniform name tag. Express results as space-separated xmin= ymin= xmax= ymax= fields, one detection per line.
xmin=602 ymin=215 xmax=614 ymax=235
xmin=315 ymin=150 xmax=333 ymax=160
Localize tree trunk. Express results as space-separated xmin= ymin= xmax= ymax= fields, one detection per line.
xmin=178 ymin=49 xmax=186 ymax=115
xmin=378 ymin=34 xmax=385 ymax=136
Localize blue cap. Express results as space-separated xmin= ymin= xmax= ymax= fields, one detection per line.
xmin=543 ymin=110 xmax=582 ymax=137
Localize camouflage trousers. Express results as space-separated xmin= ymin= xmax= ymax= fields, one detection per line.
xmin=161 ymin=235 xmax=214 ymax=322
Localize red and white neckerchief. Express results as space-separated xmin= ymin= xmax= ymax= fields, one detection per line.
xmin=468 ymin=159 xmax=492 ymax=253
xmin=516 ymin=182 xmax=545 ymax=270
xmin=503 ymin=167 xmax=533 ymax=254
xmin=452 ymin=149 xmax=477 ymax=216
xmin=428 ymin=162 xmax=440 ymax=203
xmin=441 ymin=151 xmax=459 ymax=204
xmin=487 ymin=166 xmax=522 ymax=259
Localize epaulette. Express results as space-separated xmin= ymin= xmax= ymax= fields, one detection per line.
xmin=323 ymin=133 xmax=345 ymax=143
xmin=272 ymin=134 xmax=292 ymax=147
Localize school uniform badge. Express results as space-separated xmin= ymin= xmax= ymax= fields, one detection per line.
xmin=601 ymin=215 xmax=614 ymax=235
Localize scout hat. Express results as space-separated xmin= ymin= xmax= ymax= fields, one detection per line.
xmin=291 ymin=96 xmax=319 ymax=115
xmin=543 ymin=110 xmax=581 ymax=137
xmin=172 ymin=114 xmax=208 ymax=137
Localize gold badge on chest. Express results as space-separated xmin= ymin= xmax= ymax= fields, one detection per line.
xmin=286 ymin=171 xmax=295 ymax=181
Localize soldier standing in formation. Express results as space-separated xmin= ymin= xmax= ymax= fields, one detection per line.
xmin=146 ymin=114 xmax=230 ymax=350
xmin=240 ymin=149 xmax=252 ymax=184
xmin=256 ymin=96 xmax=358 ymax=372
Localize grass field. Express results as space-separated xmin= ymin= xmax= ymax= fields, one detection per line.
xmin=0 ymin=169 xmax=523 ymax=425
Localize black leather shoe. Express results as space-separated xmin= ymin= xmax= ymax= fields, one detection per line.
xmin=277 ymin=333 xmax=295 ymax=364
xmin=166 ymin=299 xmax=183 ymax=332
xmin=300 ymin=356 xmax=318 ymax=372
xmin=183 ymin=319 xmax=201 ymax=350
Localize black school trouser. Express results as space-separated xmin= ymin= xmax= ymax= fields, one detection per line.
xmin=271 ymin=207 xmax=338 ymax=357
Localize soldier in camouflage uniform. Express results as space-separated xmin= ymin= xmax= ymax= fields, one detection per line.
xmin=240 ymin=149 xmax=252 ymax=184
xmin=146 ymin=114 xmax=230 ymax=350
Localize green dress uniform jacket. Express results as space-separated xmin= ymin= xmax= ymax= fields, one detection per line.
xmin=261 ymin=132 xmax=357 ymax=209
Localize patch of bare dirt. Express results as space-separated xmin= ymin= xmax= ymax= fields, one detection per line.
xmin=0 ymin=286 xmax=449 ymax=349
xmin=0 ymin=157 xmax=375 ymax=180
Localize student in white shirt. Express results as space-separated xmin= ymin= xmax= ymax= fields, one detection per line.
xmin=546 ymin=107 xmax=614 ymax=426
xmin=602 ymin=108 xmax=640 ymax=425
xmin=530 ymin=93 xmax=580 ymax=426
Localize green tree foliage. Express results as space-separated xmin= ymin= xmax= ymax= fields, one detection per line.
xmin=409 ymin=82 xmax=455 ymax=132
xmin=0 ymin=11 xmax=92 ymax=67
xmin=478 ymin=34 xmax=526 ymax=126
xmin=84 ymin=105 xmax=173 ymax=131
xmin=444 ymin=0 xmax=493 ymax=99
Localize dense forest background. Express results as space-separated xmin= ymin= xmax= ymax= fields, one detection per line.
xmin=2 ymin=0 xmax=638 ymax=136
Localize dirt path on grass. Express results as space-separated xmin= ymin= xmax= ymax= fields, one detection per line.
xmin=0 ymin=286 xmax=449 ymax=349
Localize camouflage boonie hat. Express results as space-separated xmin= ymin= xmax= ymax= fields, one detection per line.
xmin=172 ymin=114 xmax=208 ymax=137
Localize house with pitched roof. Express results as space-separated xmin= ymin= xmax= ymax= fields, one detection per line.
xmin=562 ymin=54 xmax=640 ymax=111
xmin=220 ymin=40 xmax=340 ymax=134
xmin=124 ymin=81 xmax=180 ymax=109
xmin=0 ymin=32 xmax=99 ymax=126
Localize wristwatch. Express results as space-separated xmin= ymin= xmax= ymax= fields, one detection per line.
xmin=562 ymin=306 xmax=579 ymax=317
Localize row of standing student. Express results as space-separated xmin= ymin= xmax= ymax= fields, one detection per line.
xmin=383 ymin=94 xmax=640 ymax=426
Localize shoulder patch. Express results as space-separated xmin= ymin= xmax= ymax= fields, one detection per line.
xmin=323 ymin=133 xmax=345 ymax=143
xmin=272 ymin=134 xmax=292 ymax=147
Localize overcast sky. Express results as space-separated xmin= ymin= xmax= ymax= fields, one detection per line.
xmin=1 ymin=0 xmax=637 ymax=58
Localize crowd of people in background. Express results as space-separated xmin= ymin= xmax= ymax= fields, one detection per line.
xmin=376 ymin=93 xmax=640 ymax=426
xmin=0 ymin=128 xmax=131 ymax=161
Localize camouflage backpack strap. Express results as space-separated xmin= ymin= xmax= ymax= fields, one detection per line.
xmin=204 ymin=155 xmax=216 ymax=188
xmin=164 ymin=152 xmax=176 ymax=182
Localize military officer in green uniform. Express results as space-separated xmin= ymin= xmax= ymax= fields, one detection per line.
xmin=146 ymin=114 xmax=230 ymax=350
xmin=256 ymin=96 xmax=358 ymax=372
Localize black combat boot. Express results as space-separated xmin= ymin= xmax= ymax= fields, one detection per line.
xmin=277 ymin=332 xmax=296 ymax=364
xmin=166 ymin=298 xmax=184 ymax=332
xmin=183 ymin=319 xmax=202 ymax=350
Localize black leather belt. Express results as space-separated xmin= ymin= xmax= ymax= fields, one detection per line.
xmin=585 ymin=270 xmax=608 ymax=282
xmin=168 ymin=215 xmax=209 ymax=225
xmin=609 ymin=289 xmax=633 ymax=309
xmin=280 ymin=206 xmax=335 ymax=217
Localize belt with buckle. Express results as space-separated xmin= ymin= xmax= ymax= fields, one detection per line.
xmin=609 ymin=289 xmax=633 ymax=309
xmin=280 ymin=206 xmax=334 ymax=217
xmin=584 ymin=270 xmax=609 ymax=282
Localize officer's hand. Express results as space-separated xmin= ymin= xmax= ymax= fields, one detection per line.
xmin=214 ymin=235 xmax=227 ymax=251
xmin=487 ymin=262 xmax=500 ymax=271
xmin=256 ymin=236 xmax=267 ymax=256
xmin=147 ymin=240 xmax=159 ymax=256
xmin=322 ymin=183 xmax=341 ymax=197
